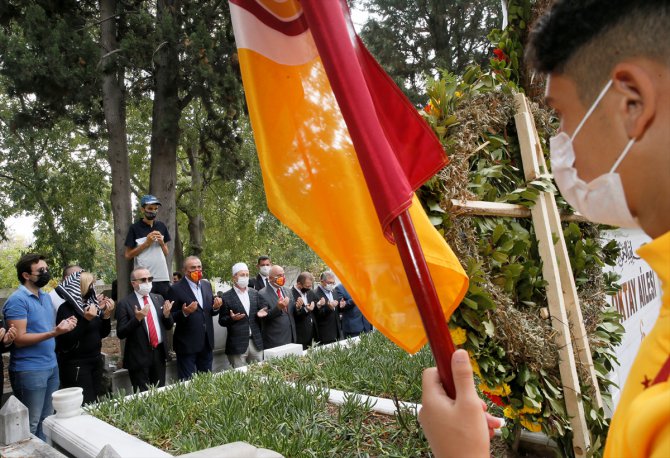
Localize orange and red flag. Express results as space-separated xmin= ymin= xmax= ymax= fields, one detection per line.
xmin=229 ymin=0 xmax=468 ymax=353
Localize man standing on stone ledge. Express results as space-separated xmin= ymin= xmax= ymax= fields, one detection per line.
xmin=125 ymin=195 xmax=171 ymax=298
xmin=3 ymin=253 xmax=76 ymax=440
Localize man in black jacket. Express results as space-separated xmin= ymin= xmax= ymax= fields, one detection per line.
xmin=116 ymin=267 xmax=174 ymax=392
xmin=166 ymin=256 xmax=222 ymax=381
xmin=218 ymin=263 xmax=264 ymax=368
xmin=314 ymin=271 xmax=343 ymax=345
xmin=291 ymin=272 xmax=321 ymax=349
xmin=257 ymin=265 xmax=296 ymax=349
xmin=250 ymin=255 xmax=272 ymax=291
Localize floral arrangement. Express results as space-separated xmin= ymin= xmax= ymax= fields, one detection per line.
xmin=417 ymin=5 xmax=624 ymax=452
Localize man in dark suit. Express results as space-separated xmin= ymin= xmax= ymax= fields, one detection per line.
xmin=218 ymin=262 xmax=264 ymax=368
xmin=334 ymin=283 xmax=372 ymax=338
xmin=250 ymin=255 xmax=272 ymax=291
xmin=314 ymin=271 xmax=343 ymax=345
xmin=257 ymin=265 xmax=296 ymax=349
xmin=291 ymin=272 xmax=321 ymax=349
xmin=116 ymin=267 xmax=174 ymax=392
xmin=166 ymin=256 xmax=222 ymax=381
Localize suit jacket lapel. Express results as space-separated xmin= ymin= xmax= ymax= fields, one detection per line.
xmin=202 ymin=283 xmax=212 ymax=310
xmin=229 ymin=290 xmax=245 ymax=313
xmin=180 ymin=278 xmax=199 ymax=305
xmin=130 ymin=293 xmax=150 ymax=340
xmin=150 ymin=294 xmax=165 ymax=338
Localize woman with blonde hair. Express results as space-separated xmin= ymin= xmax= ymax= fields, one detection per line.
xmin=55 ymin=271 xmax=115 ymax=404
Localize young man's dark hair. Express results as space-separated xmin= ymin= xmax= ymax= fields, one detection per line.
xmin=527 ymin=0 xmax=670 ymax=102
xmin=257 ymin=255 xmax=270 ymax=264
xmin=16 ymin=254 xmax=46 ymax=284
xmin=296 ymin=272 xmax=313 ymax=285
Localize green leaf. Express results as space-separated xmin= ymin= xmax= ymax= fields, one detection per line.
xmin=428 ymin=215 xmax=443 ymax=226
xmin=428 ymin=200 xmax=446 ymax=214
xmin=483 ymin=320 xmax=495 ymax=337
xmin=462 ymin=297 xmax=479 ymax=310
xmin=492 ymin=251 xmax=509 ymax=263
xmin=492 ymin=224 xmax=506 ymax=244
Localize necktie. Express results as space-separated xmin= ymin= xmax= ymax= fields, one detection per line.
xmin=277 ymin=288 xmax=283 ymax=299
xmin=143 ymin=295 xmax=159 ymax=348
xmin=265 ymin=278 xmax=270 ymax=288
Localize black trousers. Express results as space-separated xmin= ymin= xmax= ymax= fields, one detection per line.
xmin=128 ymin=346 xmax=167 ymax=392
xmin=58 ymin=354 xmax=105 ymax=404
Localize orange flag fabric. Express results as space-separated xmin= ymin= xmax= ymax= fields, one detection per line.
xmin=229 ymin=0 xmax=468 ymax=353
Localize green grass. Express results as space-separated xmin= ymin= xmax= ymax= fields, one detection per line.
xmin=250 ymin=331 xmax=503 ymax=419
xmin=250 ymin=331 xmax=432 ymax=404
xmin=88 ymin=370 xmax=433 ymax=457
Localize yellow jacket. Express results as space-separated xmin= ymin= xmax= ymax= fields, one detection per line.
xmin=604 ymin=231 xmax=670 ymax=458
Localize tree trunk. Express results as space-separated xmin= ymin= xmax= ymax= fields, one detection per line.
xmin=100 ymin=0 xmax=132 ymax=298
xmin=149 ymin=0 xmax=181 ymax=273
xmin=425 ymin=0 xmax=453 ymax=71
xmin=173 ymin=222 xmax=184 ymax=272
xmin=186 ymin=144 xmax=204 ymax=258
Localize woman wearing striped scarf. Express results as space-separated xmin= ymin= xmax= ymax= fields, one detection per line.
xmin=55 ymin=271 xmax=115 ymax=404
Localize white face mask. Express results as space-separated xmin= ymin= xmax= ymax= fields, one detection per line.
xmin=236 ymin=276 xmax=250 ymax=288
xmin=259 ymin=266 xmax=271 ymax=277
xmin=550 ymin=79 xmax=639 ymax=229
xmin=324 ymin=283 xmax=335 ymax=292
xmin=137 ymin=282 xmax=152 ymax=297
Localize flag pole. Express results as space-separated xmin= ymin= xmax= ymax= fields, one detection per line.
xmin=391 ymin=211 xmax=457 ymax=399
xmin=300 ymin=0 xmax=458 ymax=398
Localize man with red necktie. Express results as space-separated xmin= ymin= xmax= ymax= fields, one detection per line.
xmin=116 ymin=267 xmax=174 ymax=392
xmin=257 ymin=265 xmax=296 ymax=350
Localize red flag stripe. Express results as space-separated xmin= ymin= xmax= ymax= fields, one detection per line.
xmin=229 ymin=0 xmax=308 ymax=36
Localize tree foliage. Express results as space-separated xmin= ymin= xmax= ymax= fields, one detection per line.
xmin=354 ymin=0 xmax=502 ymax=104
xmin=0 ymin=88 xmax=110 ymax=273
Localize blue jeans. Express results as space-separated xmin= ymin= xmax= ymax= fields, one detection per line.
xmin=10 ymin=367 xmax=60 ymax=440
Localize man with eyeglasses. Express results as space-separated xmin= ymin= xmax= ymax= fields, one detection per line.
xmin=257 ymin=265 xmax=296 ymax=349
xmin=314 ymin=271 xmax=343 ymax=345
xmin=2 ymin=253 xmax=77 ymax=440
xmin=116 ymin=267 xmax=174 ymax=392
xmin=166 ymin=256 xmax=222 ymax=380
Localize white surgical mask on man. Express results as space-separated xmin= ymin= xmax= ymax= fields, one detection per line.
xmin=550 ymin=79 xmax=639 ymax=229
xmin=259 ymin=265 xmax=271 ymax=277
xmin=236 ymin=276 xmax=250 ymax=288
xmin=137 ymin=282 xmax=152 ymax=296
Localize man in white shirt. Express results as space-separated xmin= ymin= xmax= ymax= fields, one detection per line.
xmin=116 ymin=267 xmax=174 ymax=392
